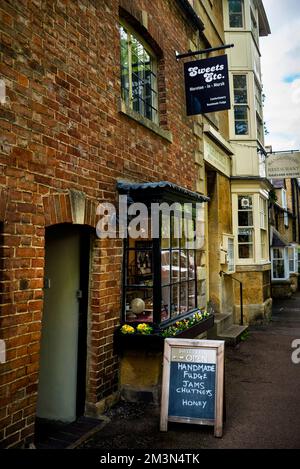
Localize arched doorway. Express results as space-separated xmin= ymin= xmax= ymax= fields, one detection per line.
xmin=37 ymin=224 xmax=91 ymax=423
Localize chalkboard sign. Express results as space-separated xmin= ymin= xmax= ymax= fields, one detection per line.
xmin=160 ymin=339 xmax=224 ymax=437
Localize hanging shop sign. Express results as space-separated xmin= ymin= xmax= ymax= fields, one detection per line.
xmin=266 ymin=152 xmax=300 ymax=179
xmin=184 ymin=55 xmax=231 ymax=116
xmin=160 ymin=338 xmax=225 ymax=437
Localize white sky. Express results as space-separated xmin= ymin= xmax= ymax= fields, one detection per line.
xmin=260 ymin=0 xmax=300 ymax=152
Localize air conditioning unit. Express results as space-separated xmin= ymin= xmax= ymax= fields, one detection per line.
xmin=241 ymin=197 xmax=250 ymax=208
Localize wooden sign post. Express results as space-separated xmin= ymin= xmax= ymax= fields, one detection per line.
xmin=160 ymin=338 xmax=225 ymax=437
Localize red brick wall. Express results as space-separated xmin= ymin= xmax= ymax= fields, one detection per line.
xmin=0 ymin=0 xmax=201 ymax=447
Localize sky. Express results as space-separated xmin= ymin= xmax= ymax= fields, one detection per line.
xmin=260 ymin=0 xmax=300 ymax=152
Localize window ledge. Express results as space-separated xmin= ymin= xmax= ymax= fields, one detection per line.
xmin=271 ymin=279 xmax=291 ymax=284
xmin=119 ymin=101 xmax=173 ymax=143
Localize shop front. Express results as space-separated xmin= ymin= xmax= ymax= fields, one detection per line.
xmin=113 ymin=181 xmax=211 ymax=402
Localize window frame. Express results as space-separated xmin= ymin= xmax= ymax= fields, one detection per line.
xmin=233 ymin=74 xmax=249 ymax=136
xmin=119 ymin=19 xmax=159 ymax=124
xmin=288 ymin=245 xmax=298 ymax=274
xmin=122 ymin=203 xmax=202 ymax=328
xmin=237 ymin=195 xmax=254 ymax=260
xmin=271 ymin=247 xmax=289 ymax=281
xmin=228 ymin=0 xmax=244 ymax=29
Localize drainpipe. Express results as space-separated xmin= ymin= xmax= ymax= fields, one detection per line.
xmin=219 ymin=271 xmax=243 ymax=326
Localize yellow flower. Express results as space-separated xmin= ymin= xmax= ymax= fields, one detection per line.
xmin=137 ymin=323 xmax=153 ymax=335
xmin=121 ymin=324 xmax=135 ymax=335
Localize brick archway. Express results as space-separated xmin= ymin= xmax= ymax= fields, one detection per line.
xmin=43 ymin=189 xmax=98 ymax=228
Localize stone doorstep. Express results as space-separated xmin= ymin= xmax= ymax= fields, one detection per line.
xmin=217 ymin=324 xmax=249 ymax=345
xmin=209 ymin=312 xmax=233 ymax=336
xmin=34 ymin=416 xmax=110 ymax=449
xmin=66 ymin=417 xmax=110 ymax=449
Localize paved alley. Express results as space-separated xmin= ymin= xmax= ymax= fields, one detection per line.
xmin=79 ymin=296 xmax=300 ymax=450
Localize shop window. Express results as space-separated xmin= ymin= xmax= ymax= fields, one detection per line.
xmin=120 ymin=21 xmax=158 ymax=123
xmin=119 ymin=182 xmax=208 ymax=328
xmin=233 ymin=75 xmax=248 ymax=135
xmin=237 ymin=195 xmax=254 ymax=259
xmin=228 ymin=0 xmax=244 ymax=28
xmin=271 ymin=247 xmax=288 ymax=280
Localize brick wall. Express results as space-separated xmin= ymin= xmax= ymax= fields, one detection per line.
xmin=0 ymin=0 xmax=203 ymax=447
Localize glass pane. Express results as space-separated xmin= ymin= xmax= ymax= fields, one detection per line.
xmin=172 ymin=214 xmax=181 ymax=248
xmin=238 ymin=195 xmax=253 ymax=210
xmin=180 ymin=249 xmax=188 ymax=281
xmin=188 ymin=251 xmax=196 ymax=279
xmin=161 ymin=286 xmax=170 ymax=322
xmin=273 ymin=248 xmax=283 ymax=259
xmin=234 ymin=106 xmax=248 ymax=120
xmin=234 ymin=90 xmax=247 ymax=104
xmin=188 ymin=281 xmax=196 ymax=310
xmin=120 ymin=26 xmax=129 ymax=104
xmin=238 ymin=228 xmax=253 ymax=243
xmin=171 ymin=284 xmax=180 ymax=318
xmin=235 ymin=121 xmax=248 ymax=135
xmin=233 ymin=75 xmax=247 ymax=89
xmin=127 ymin=242 xmax=153 ymax=286
xmin=238 ymin=244 xmax=253 ymax=258
xmin=273 ymin=260 xmax=285 ymax=279
xmin=230 ymin=13 xmax=243 ymax=27
xmin=229 ymin=0 xmax=243 ymax=14
xmin=180 ymin=282 xmax=188 ymax=314
xmin=161 ymin=250 xmax=170 ymax=286
xmin=238 ymin=210 xmax=253 ymax=226
xmin=161 ymin=213 xmax=170 ymax=249
xmin=171 ymin=250 xmax=180 ymax=282
xmin=125 ymin=288 xmax=153 ymax=322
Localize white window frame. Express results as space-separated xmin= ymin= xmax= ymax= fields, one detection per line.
xmin=237 ymin=195 xmax=254 ymax=260
xmin=271 ymin=247 xmax=289 ymax=281
xmin=228 ymin=0 xmax=244 ymax=29
xmin=221 ymin=234 xmax=235 ymax=273
xmin=233 ymin=74 xmax=249 ymax=136
xmin=227 ymin=236 xmax=235 ymax=273
xmin=288 ymin=245 xmax=298 ymax=274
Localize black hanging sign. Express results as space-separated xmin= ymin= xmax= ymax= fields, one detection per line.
xmin=184 ymin=54 xmax=231 ymax=116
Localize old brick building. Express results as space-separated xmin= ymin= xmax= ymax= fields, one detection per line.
xmin=0 ymin=0 xmax=229 ymax=447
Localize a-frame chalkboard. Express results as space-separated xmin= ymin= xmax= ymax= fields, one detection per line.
xmin=160 ymin=338 xmax=225 ymax=437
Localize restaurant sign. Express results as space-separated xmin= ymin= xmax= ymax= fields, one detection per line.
xmin=266 ymin=152 xmax=300 ymax=179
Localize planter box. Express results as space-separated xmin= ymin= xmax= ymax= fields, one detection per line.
xmin=114 ymin=315 xmax=214 ymax=353
xmin=174 ymin=314 xmax=214 ymax=338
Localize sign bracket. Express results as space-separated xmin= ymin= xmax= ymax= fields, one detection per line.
xmin=176 ymin=43 xmax=234 ymax=61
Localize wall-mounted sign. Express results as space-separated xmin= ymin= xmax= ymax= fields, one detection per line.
xmin=184 ymin=55 xmax=230 ymax=116
xmin=204 ymin=138 xmax=231 ymax=177
xmin=160 ymin=338 xmax=225 ymax=437
xmin=267 ymin=152 xmax=300 ymax=179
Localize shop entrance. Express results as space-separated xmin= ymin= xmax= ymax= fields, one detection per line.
xmin=37 ymin=224 xmax=90 ymax=423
